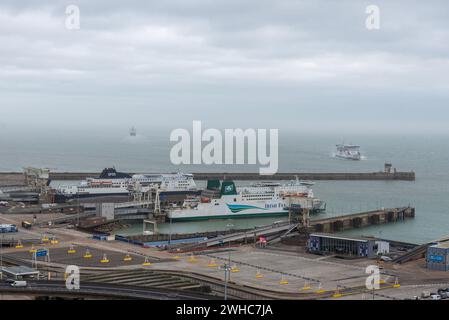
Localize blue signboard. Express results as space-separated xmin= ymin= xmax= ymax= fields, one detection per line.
xmin=429 ymin=255 xmax=444 ymax=262
xmin=36 ymin=249 xmax=48 ymax=257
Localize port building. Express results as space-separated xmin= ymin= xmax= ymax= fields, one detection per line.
xmin=307 ymin=233 xmax=377 ymax=258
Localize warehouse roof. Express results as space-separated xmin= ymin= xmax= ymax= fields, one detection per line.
xmin=0 ymin=265 xmax=39 ymax=277
xmin=310 ymin=233 xmax=374 ymax=243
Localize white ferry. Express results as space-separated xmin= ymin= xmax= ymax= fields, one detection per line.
xmin=55 ymin=168 xmax=198 ymax=202
xmin=167 ymin=180 xmax=325 ymax=222
xmin=130 ymin=172 xmax=198 ymax=196
xmin=335 ymin=144 xmax=362 ymax=160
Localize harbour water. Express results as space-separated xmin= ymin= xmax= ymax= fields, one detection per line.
xmin=1 ymin=126 xmax=448 ymax=244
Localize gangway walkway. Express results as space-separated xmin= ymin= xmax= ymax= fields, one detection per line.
xmin=175 ymin=222 xmax=297 ymax=251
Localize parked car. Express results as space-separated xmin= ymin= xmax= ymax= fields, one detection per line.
xmin=431 ymin=294 xmax=441 ymax=300
xmin=10 ymin=280 xmax=27 ymax=287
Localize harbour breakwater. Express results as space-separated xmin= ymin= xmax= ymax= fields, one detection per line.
xmin=0 ymin=170 xmax=415 ymax=183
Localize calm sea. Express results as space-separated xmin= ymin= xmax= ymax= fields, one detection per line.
xmin=1 ymin=126 xmax=447 ymax=244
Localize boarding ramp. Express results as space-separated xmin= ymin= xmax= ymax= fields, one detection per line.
xmin=174 ymin=222 xmax=297 ymax=251
xmin=393 ymin=235 xmax=449 ymax=264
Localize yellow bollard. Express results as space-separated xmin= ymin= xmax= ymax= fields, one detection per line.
xmin=50 ymin=238 xmax=59 ymax=245
xmin=173 ymin=255 xmax=181 ymax=260
xmin=67 ymin=244 xmax=76 ymax=254
xmin=332 ymin=286 xmax=342 ymax=298
xmin=315 ymin=283 xmax=326 ymax=294
xmin=187 ymin=254 xmax=197 ymax=263
xmin=29 ymin=244 xmax=37 ymax=253
xmin=301 ymin=285 xmax=311 ymax=291
xmin=255 ymin=270 xmax=264 ymax=279
xmin=393 ymin=277 xmax=401 ymax=288
xmin=83 ymin=249 xmax=92 ymax=259
xmin=123 ymin=253 xmax=133 ymax=262
xmin=100 ymin=253 xmax=110 ymax=264
xmin=142 ymin=257 xmax=152 ymax=266
xmin=279 ymin=276 xmax=289 ymax=285
xmin=207 ymin=258 xmax=218 ymax=268
xmin=230 ymin=264 xmax=240 ymax=273
xmin=15 ymin=240 xmax=23 ymax=249
xmin=42 ymin=236 xmax=49 ymax=243
xmin=300 ymin=280 xmax=311 ymax=291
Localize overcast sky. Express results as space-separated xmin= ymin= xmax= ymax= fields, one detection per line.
xmin=0 ymin=1 xmax=448 ymax=133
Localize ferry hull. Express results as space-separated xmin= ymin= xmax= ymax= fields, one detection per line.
xmin=54 ymin=192 xmax=128 ymax=203
xmin=335 ymin=154 xmax=361 ymax=161
xmin=55 ymin=190 xmax=200 ymax=203
xmin=169 ymin=211 xmax=289 ymax=222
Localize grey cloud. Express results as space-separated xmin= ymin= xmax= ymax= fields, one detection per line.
xmin=0 ymin=0 xmax=448 ymax=133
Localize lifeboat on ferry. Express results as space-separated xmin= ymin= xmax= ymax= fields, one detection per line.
xmin=201 ymin=197 xmax=211 ymax=203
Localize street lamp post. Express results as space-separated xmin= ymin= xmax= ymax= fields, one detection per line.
xmin=224 ymin=223 xmax=234 ymax=300
xmin=0 ymin=234 xmax=3 ymax=280
xmin=168 ymin=217 xmax=173 ymax=248
xmin=223 ymin=263 xmax=229 ymax=300
xmin=77 ymin=194 xmax=80 ymax=227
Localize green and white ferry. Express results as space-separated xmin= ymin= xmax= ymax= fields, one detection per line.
xmin=166 ymin=179 xmax=325 ymax=222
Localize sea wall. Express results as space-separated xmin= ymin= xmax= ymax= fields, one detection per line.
xmin=0 ymin=171 xmax=415 ymax=182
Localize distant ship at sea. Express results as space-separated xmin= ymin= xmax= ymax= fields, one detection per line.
xmin=335 ymin=144 xmax=362 ymax=160
xmin=130 ymin=127 xmax=137 ymax=137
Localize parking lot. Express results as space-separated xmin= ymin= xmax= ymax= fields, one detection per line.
xmin=7 ymin=245 xmax=158 ymax=268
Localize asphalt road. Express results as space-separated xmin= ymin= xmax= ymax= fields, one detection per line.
xmin=0 ymin=280 xmax=214 ymax=300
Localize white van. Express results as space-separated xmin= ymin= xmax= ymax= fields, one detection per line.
xmin=10 ymin=280 xmax=27 ymax=287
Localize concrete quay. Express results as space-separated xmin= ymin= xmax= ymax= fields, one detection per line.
xmin=311 ymin=207 xmax=415 ymax=233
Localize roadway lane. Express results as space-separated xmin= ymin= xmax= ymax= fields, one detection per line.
xmin=0 ymin=280 xmax=214 ymax=300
